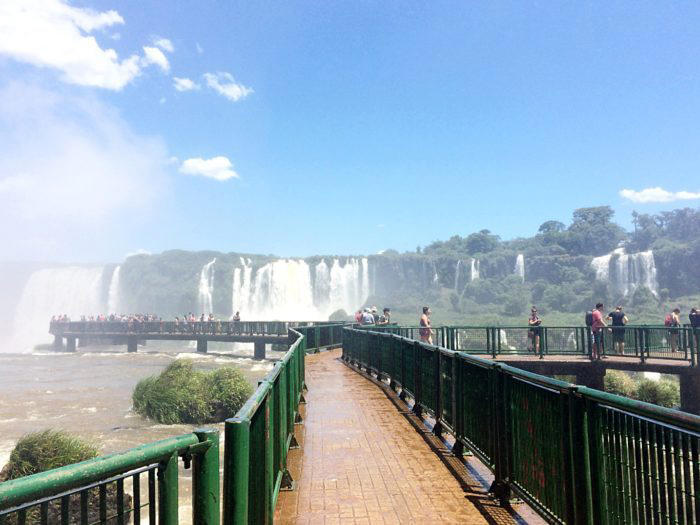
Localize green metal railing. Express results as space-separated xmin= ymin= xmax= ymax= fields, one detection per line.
xmin=50 ymin=320 xmax=325 ymax=337
xmin=222 ymin=323 xmax=343 ymax=525
xmin=342 ymin=326 xmax=700 ymax=525
xmin=442 ymin=325 xmax=699 ymax=364
xmin=1 ymin=322 xmax=344 ymax=524
xmin=0 ymin=429 xmax=219 ymax=524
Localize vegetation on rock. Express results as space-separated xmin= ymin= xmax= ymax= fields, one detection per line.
xmin=132 ymin=360 xmax=254 ymax=424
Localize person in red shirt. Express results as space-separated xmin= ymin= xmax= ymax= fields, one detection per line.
xmin=591 ymin=302 xmax=607 ymax=360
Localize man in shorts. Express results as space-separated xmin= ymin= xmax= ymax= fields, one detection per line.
xmin=591 ymin=303 xmax=607 ymax=360
xmin=606 ymin=306 xmax=628 ymax=355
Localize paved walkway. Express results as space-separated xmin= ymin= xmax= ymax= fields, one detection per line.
xmin=275 ymin=349 xmax=488 ymax=524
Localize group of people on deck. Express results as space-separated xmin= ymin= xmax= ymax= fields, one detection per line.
xmin=526 ymin=303 xmax=700 ymax=358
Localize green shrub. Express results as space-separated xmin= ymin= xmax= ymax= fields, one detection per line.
xmin=604 ymin=370 xmax=637 ymax=398
xmin=207 ymin=368 xmax=255 ymax=420
xmin=637 ymin=379 xmax=680 ymax=408
xmin=1 ymin=430 xmax=98 ymax=481
xmin=132 ymin=360 xmax=253 ymax=424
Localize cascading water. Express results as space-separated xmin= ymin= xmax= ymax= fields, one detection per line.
xmin=107 ymin=266 xmax=121 ymax=314
xmin=591 ymin=249 xmax=658 ymax=297
xmin=197 ymin=258 xmax=216 ymax=314
xmin=12 ymin=266 xmax=106 ymax=351
xmin=231 ymin=257 xmax=370 ymax=320
xmin=515 ymin=254 xmax=525 ymax=281
xmin=454 ymin=260 xmax=462 ymax=292
xmin=470 ymin=258 xmax=480 ymax=281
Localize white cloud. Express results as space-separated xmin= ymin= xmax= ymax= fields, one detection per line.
xmin=0 ymin=0 xmax=168 ymax=90
xmin=153 ymin=37 xmax=173 ymax=53
xmin=180 ymin=156 xmax=239 ymax=181
xmin=619 ymin=187 xmax=700 ymax=204
xmin=196 ymin=42 xmax=203 ymax=54
xmin=173 ymin=77 xmax=200 ymax=92
xmin=142 ymin=46 xmax=169 ymax=72
xmin=0 ymin=81 xmax=170 ymax=260
xmin=204 ymin=72 xmax=253 ymax=102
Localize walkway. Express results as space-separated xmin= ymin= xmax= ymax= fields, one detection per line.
xmin=275 ymin=349 xmax=487 ymax=524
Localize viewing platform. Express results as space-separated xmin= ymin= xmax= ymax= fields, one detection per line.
xmin=3 ymin=321 xmax=697 ymax=523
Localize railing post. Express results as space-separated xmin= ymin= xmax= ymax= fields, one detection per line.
xmin=193 ymin=428 xmax=220 ymax=525
xmin=582 ymin=397 xmax=605 ymax=524
xmin=434 ymin=349 xmax=443 ymax=437
xmin=223 ymin=419 xmax=250 ymax=525
xmin=540 ymin=327 xmax=546 ymax=359
xmin=490 ymin=364 xmax=511 ymax=503
xmin=412 ymin=341 xmax=422 ymax=417
xmin=158 ymin=452 xmax=179 ymax=525
xmin=451 ymin=354 xmax=464 ymax=457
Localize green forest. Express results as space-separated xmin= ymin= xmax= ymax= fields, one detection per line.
xmin=376 ymin=206 xmax=700 ymax=326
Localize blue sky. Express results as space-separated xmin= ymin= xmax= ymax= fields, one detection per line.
xmin=1 ymin=1 xmax=699 ymax=263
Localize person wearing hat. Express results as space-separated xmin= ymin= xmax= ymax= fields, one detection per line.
xmin=377 ymin=308 xmax=391 ymax=325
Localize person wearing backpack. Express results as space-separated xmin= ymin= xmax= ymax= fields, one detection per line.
xmin=606 ymin=306 xmax=628 ymax=355
xmin=666 ymin=308 xmax=681 ymax=352
xmin=590 ymin=303 xmax=607 ymax=360
xmin=690 ymin=308 xmax=700 ymax=354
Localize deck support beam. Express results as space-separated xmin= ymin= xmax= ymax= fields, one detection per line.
xmin=680 ymin=372 xmax=700 ymax=415
xmin=254 ymin=340 xmax=266 ymax=360
xmin=127 ymin=336 xmax=138 ymax=353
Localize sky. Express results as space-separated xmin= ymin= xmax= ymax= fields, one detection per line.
xmin=1 ymin=1 xmax=699 ymax=263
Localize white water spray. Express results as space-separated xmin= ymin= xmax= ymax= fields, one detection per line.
xmin=107 ymin=266 xmax=121 ymax=314
xmin=470 ymin=259 xmax=480 ymax=281
xmin=12 ymin=267 xmax=106 ymax=351
xmin=591 ymin=249 xmax=658 ymax=297
xmin=198 ymin=258 xmax=216 ymax=314
xmin=515 ymin=254 xmax=525 ymax=281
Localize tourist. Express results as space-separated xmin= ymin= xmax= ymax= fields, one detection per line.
xmin=591 ymin=303 xmax=607 ymax=360
xmin=527 ymin=306 xmax=541 ymax=354
xmin=361 ymin=308 xmax=375 ymax=325
xmin=667 ymin=308 xmax=681 ymax=352
xmin=606 ymin=306 xmax=628 ymax=355
xmin=377 ymin=308 xmax=391 ymax=325
xmin=690 ymin=308 xmax=700 ymax=353
xmin=232 ymin=311 xmax=241 ymax=322
xmin=419 ymin=306 xmax=432 ymax=344
xmin=354 ymin=310 xmax=362 ymax=324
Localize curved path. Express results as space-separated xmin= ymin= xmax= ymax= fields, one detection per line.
xmin=275 ymin=349 xmax=489 ymax=524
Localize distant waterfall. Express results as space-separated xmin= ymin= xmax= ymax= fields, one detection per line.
xmin=591 ymin=249 xmax=658 ymax=297
xmin=515 ymin=254 xmax=525 ymax=281
xmin=231 ymin=257 xmax=370 ymax=320
xmin=454 ymin=260 xmax=462 ymax=291
xmin=12 ymin=266 xmax=106 ymax=351
xmin=107 ymin=266 xmax=121 ymax=314
xmin=470 ymin=259 xmax=480 ymax=281
xmin=198 ymin=258 xmax=216 ymax=314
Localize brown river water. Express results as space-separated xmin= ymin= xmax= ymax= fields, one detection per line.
xmin=0 ymin=341 xmax=277 ymax=521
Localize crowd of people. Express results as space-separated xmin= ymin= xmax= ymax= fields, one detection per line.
xmin=50 ymin=312 xmax=238 ymax=335
xmin=353 ymin=306 xmax=392 ymax=326
xmin=525 ymin=303 xmax=700 ymax=358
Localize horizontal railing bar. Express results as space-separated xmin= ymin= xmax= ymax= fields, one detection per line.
xmin=0 ymin=434 xmax=200 ymax=509
xmin=0 ymin=463 xmax=159 ymax=517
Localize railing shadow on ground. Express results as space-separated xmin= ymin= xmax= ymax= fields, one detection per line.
xmin=343 ymin=326 xmax=700 ymax=525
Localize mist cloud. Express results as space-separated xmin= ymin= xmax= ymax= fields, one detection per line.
xmin=0 ymin=81 xmax=170 ymax=260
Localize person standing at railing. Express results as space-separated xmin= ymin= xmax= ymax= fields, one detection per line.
xmin=419 ymin=306 xmax=433 ymax=344
xmin=666 ymin=308 xmax=681 ymax=352
xmin=361 ymin=308 xmax=375 ymax=325
xmin=690 ymin=308 xmax=700 ymax=353
xmin=377 ymin=308 xmax=391 ymax=325
xmin=606 ymin=306 xmax=628 ymax=355
xmin=527 ymin=306 xmax=541 ymax=354
xmin=591 ymin=303 xmax=607 ymax=360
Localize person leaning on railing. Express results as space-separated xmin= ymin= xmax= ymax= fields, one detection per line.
xmin=606 ymin=305 xmax=628 ymax=355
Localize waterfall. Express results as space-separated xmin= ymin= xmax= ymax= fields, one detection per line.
xmin=454 ymin=260 xmax=462 ymax=292
xmin=591 ymin=248 xmax=658 ymax=297
xmin=231 ymin=257 xmax=252 ymax=316
xmin=231 ymin=257 xmax=370 ymax=320
xmin=107 ymin=266 xmax=121 ymax=314
xmin=197 ymin=258 xmax=216 ymax=314
xmin=12 ymin=266 xmax=106 ymax=351
xmin=515 ymin=254 xmax=525 ymax=281
xmin=470 ymin=258 xmax=480 ymax=281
